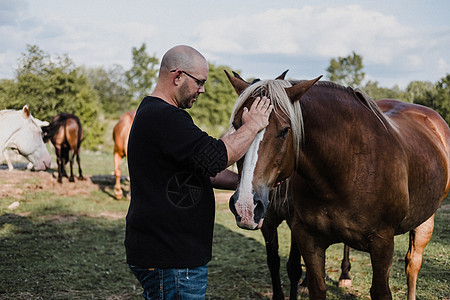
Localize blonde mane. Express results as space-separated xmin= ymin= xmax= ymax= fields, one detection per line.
xmin=229 ymin=79 xmax=304 ymax=162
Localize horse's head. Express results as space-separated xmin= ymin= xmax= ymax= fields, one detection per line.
xmin=11 ymin=105 xmax=52 ymax=170
xmin=226 ymin=71 xmax=321 ymax=230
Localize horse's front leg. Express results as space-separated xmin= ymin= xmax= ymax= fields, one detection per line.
xmin=292 ymin=223 xmax=327 ymax=300
xmin=286 ymin=229 xmax=302 ymax=300
xmin=405 ymin=214 xmax=434 ymax=300
xmin=261 ymin=213 xmax=284 ymax=300
xmin=369 ymin=228 xmax=395 ymax=300
xmin=3 ymin=149 xmax=14 ymax=171
xmin=113 ymin=151 xmax=123 ymax=200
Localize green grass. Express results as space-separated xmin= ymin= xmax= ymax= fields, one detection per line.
xmin=0 ymin=150 xmax=449 ymax=299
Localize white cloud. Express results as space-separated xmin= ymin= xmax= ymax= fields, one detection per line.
xmin=195 ymin=5 xmax=419 ymax=66
xmin=437 ymin=58 xmax=448 ymax=74
xmin=0 ymin=1 xmax=448 ymax=88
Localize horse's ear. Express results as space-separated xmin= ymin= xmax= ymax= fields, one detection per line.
xmin=22 ymin=105 xmax=31 ymax=119
xmin=225 ymin=70 xmax=250 ymax=95
xmin=275 ymin=70 xmax=289 ymax=80
xmin=34 ymin=118 xmax=49 ymax=127
xmin=285 ymin=76 xmax=322 ymax=103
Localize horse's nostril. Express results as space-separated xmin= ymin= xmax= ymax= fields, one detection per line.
xmin=229 ymin=192 xmax=239 ymax=218
xmin=253 ymin=199 xmax=265 ymax=224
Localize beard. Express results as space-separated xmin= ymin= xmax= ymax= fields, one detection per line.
xmin=178 ymin=81 xmax=198 ymax=109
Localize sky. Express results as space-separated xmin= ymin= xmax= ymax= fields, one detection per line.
xmin=0 ymin=0 xmax=449 ymax=89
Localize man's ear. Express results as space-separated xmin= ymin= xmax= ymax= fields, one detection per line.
xmin=172 ymin=69 xmax=182 ymax=86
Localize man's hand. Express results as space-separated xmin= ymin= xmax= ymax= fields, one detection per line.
xmin=221 ymin=96 xmax=273 ymax=167
xmin=241 ymin=96 xmax=273 ymax=134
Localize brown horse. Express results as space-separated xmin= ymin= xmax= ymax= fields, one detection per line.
xmin=228 ymin=72 xmax=352 ymax=299
xmin=226 ymin=71 xmax=449 ymax=300
xmin=265 ymin=181 xmax=352 ymax=300
xmin=43 ymin=113 xmax=84 ymax=183
xmin=113 ymin=110 xmax=136 ymax=199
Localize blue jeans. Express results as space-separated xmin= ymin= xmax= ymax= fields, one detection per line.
xmin=129 ymin=265 xmax=207 ymax=299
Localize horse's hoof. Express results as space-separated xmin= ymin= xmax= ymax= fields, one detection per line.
xmin=69 ymin=177 xmax=75 ymax=182
xmin=271 ymin=293 xmax=284 ymax=300
xmin=298 ymin=285 xmax=309 ymax=295
xmin=78 ymin=176 xmax=86 ymax=181
xmin=114 ymin=188 xmax=123 ymax=200
xmin=338 ymin=279 xmax=352 ymax=288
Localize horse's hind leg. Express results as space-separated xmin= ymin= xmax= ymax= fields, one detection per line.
xmin=114 ymin=152 xmax=123 ymax=200
xmin=55 ymin=146 xmax=64 ymax=183
xmin=68 ymin=148 xmax=75 ymax=182
xmin=405 ymin=214 xmax=434 ymax=300
xmin=75 ymin=148 xmax=84 ymax=180
xmin=338 ymin=244 xmax=352 ymax=288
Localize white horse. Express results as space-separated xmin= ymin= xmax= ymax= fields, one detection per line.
xmin=0 ymin=105 xmax=52 ymax=171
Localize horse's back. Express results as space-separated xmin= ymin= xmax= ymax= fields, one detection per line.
xmin=378 ymin=99 xmax=450 ymax=233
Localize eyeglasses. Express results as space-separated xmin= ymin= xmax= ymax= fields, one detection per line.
xmin=170 ymin=70 xmax=206 ymax=87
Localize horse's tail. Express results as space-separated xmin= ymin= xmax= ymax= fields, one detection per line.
xmin=75 ymin=116 xmax=83 ymax=148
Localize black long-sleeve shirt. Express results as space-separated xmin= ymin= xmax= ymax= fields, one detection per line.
xmin=125 ymin=96 xmax=227 ymax=268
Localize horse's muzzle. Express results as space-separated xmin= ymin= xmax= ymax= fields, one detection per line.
xmin=229 ymin=186 xmax=269 ymax=230
xmin=32 ymin=152 xmax=52 ymax=171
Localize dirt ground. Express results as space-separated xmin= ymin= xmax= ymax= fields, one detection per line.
xmin=0 ymin=167 xmax=233 ymax=203
xmin=0 ymin=168 xmax=103 ymax=199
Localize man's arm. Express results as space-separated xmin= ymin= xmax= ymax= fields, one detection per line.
xmin=221 ymin=96 xmax=272 ymax=167
xmin=210 ymin=169 xmax=238 ymax=190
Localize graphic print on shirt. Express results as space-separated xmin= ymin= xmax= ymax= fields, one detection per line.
xmin=167 ymin=172 xmax=203 ymax=208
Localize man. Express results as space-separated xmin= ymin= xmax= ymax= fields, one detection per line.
xmin=125 ymin=45 xmax=272 ymax=299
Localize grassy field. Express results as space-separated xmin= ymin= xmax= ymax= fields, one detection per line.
xmin=0 ymin=150 xmax=449 ymax=299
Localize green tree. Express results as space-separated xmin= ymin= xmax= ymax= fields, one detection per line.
xmin=406 ymin=80 xmax=436 ymax=104
xmin=188 ymin=63 xmax=238 ymax=138
xmin=0 ymin=45 xmax=105 ymax=150
xmin=363 ymin=80 xmax=407 ymax=101
xmin=413 ymin=75 xmax=450 ymax=124
xmin=326 ymin=51 xmax=365 ymax=87
xmin=125 ymin=43 xmax=159 ymax=105
xmin=434 ymin=74 xmax=450 ymax=124
xmin=81 ymin=65 xmax=132 ymax=118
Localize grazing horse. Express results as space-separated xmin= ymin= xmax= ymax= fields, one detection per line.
xmin=113 ymin=110 xmax=136 ymax=199
xmin=0 ymin=105 xmax=51 ymax=171
xmin=42 ymin=113 xmax=84 ymax=183
xmin=226 ymin=71 xmax=449 ymax=300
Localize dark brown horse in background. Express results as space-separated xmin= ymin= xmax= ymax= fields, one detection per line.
xmin=43 ymin=113 xmax=84 ymax=183
xmin=227 ymin=71 xmax=449 ymax=299
xmin=113 ymin=110 xmax=136 ymax=199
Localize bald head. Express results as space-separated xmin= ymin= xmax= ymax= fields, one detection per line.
xmin=159 ymin=45 xmax=207 ymax=75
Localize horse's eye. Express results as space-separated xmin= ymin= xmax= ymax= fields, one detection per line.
xmin=279 ymin=127 xmax=290 ymax=138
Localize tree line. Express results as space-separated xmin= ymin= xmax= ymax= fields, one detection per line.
xmin=0 ymin=45 xmax=448 ymax=150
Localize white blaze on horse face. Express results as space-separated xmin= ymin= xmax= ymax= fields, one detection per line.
xmin=236 ymin=128 xmax=266 ymax=228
